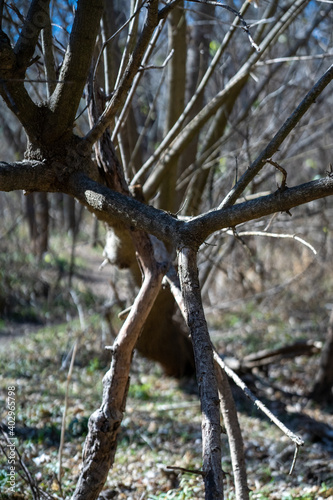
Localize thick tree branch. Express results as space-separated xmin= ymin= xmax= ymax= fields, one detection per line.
xmin=47 ymin=0 xmax=104 ymax=140
xmin=0 ymin=28 xmax=39 ymax=140
xmin=14 ymin=0 xmax=51 ymax=72
xmin=2 ymin=163 xmax=333 ymax=249
xmin=0 ymin=161 xmax=55 ymax=191
xmin=69 ymin=174 xmax=333 ymax=248
xmin=0 ymin=81 xmax=39 ymax=142
xmin=67 ymin=172 xmax=183 ymax=245
xmin=187 ymin=176 xmax=333 ymax=245
xmin=178 ymin=247 xmax=224 ymax=499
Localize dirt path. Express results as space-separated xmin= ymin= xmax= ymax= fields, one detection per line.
xmin=0 ymin=245 xmax=114 ymax=351
xmin=73 ymin=244 xmax=114 ymax=300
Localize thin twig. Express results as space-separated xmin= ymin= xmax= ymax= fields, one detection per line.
xmin=267 ymin=158 xmax=287 ymax=190
xmin=92 ymin=1 xmax=147 ymax=91
xmin=58 ymin=338 xmax=79 ymax=485
xmin=138 ymin=48 xmax=174 ymax=71
xmin=289 ymin=444 xmax=300 ymax=475
xmin=204 ymin=258 xmax=316 ymax=312
xmin=213 ymin=353 xmax=305 ymax=448
xmin=0 ymin=427 xmax=54 ymax=499
xmin=187 ymin=0 xmax=260 ymax=52
xmin=41 ymin=7 xmax=57 ymax=99
xmin=70 ymin=290 xmax=86 ymax=331
xmin=84 ymin=0 xmax=161 ymax=146
xmin=127 ymin=64 xmax=166 ymax=173
xmin=58 ymin=291 xmax=85 ymax=485
xmin=111 ymin=16 xmax=167 ymax=142
xmin=131 ymin=0 xmax=252 ymax=186
xmin=113 ymin=0 xmax=144 ymax=90
xmin=256 ymin=52 xmax=333 ymax=65
xmin=166 ymin=465 xmax=206 ymax=476
xmin=225 ymin=230 xmax=317 ymax=255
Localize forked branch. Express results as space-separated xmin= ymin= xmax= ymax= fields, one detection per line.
xmin=220 ymin=63 xmax=333 ymax=208
xmin=165 ymin=259 xmax=249 ymax=500
xmin=14 ymin=0 xmax=51 ymax=71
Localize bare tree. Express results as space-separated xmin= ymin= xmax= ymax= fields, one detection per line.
xmin=1 ymin=1 xmax=333 ymax=498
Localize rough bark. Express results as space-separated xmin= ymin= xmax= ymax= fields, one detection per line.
xmin=2 ymin=162 xmax=333 ymax=251
xmin=14 ymin=0 xmax=51 ymax=71
xmin=47 ymin=0 xmax=104 ymax=142
xmin=165 ymin=261 xmax=249 ymax=499
xmin=214 ymin=355 xmax=249 ymax=500
xmin=178 ymin=247 xmax=224 ymax=499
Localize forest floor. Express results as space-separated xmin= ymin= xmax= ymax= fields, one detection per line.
xmin=1 ymin=235 xmax=333 ymax=500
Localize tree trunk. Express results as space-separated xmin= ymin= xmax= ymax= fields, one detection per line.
xmin=158 ymin=1 xmax=186 ymax=214
xmin=310 ymin=308 xmax=333 ymax=403
xmin=64 ymin=194 xmax=76 ymax=235
xmin=178 ymin=3 xmax=215 ymax=201
xmin=34 ymin=192 xmax=49 ymax=258
xmin=25 ymin=193 xmax=37 ymax=244
xmin=179 ymin=246 xmax=224 ymax=499
xmin=136 ymin=287 xmax=195 ymax=377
